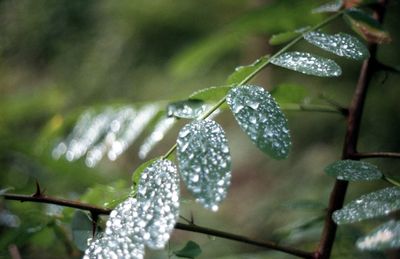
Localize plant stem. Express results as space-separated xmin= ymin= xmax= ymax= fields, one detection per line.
xmin=351 ymin=152 xmax=400 ymax=159
xmin=163 ymin=11 xmax=344 ymax=159
xmin=383 ymin=175 xmax=400 ymax=187
xmin=2 ymin=192 xmax=313 ymax=258
xmin=315 ymin=2 xmax=387 ymax=258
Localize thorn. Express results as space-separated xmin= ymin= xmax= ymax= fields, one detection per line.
xmin=32 ymin=180 xmax=42 ymax=198
xmin=91 ymin=212 xmax=99 ymax=238
xmin=190 ymin=211 xmax=194 ymax=225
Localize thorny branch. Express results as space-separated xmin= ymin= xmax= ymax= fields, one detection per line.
xmin=315 ymin=1 xmax=388 ymax=258
xmin=1 ymin=1 xmax=392 ymax=258
xmin=2 ymin=192 xmax=313 ymax=258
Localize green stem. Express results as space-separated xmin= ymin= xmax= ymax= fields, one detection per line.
xmin=383 ymin=175 xmax=400 ymax=187
xmin=163 ymin=11 xmax=344 ymax=159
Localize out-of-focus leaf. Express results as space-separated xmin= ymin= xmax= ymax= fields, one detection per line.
xmin=344 ymin=0 xmax=379 ymax=9
xmin=357 ymin=220 xmax=400 ymax=251
xmin=167 ymin=99 xmax=206 ymax=119
xmin=227 ymin=56 xmax=269 ymax=85
xmin=344 ymin=9 xmax=391 ymax=44
xmin=281 ymin=200 xmax=326 ymax=211
xmin=177 ymin=120 xmax=231 ymax=211
xmin=79 ymin=180 xmax=130 ymax=209
xmin=304 ymin=31 xmax=369 ymax=60
xmin=71 ymin=211 xmax=92 ymax=251
xmin=325 ymin=160 xmax=382 ymax=181
xmin=138 ymin=117 xmax=176 ymax=159
xmin=271 ymin=52 xmax=342 ymax=77
xmin=169 ymin=1 xmax=322 ymax=77
xmin=333 ymin=187 xmax=400 ymax=224
xmin=174 ymin=240 xmax=202 ymax=258
xmin=227 ymin=85 xmax=291 ymax=159
xmin=271 ymin=84 xmax=309 ymax=104
xmin=312 ymin=0 xmax=343 ymax=14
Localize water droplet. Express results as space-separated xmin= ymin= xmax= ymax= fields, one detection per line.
xmin=177 ymin=120 xmax=232 ymax=211
xmin=325 ymin=160 xmax=382 ymax=181
xmin=304 ymin=31 xmax=369 ymax=60
xmin=270 ymin=51 xmax=342 ymax=77
xmin=333 ymin=187 xmax=400 ymax=224
xmin=226 ymin=85 xmax=291 ymax=159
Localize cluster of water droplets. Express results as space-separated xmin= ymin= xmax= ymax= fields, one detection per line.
xmin=357 ymin=220 xmax=400 ymax=251
xmin=311 ymin=0 xmax=342 ymax=14
xmin=270 ymin=51 xmax=342 ymax=77
xmin=84 ymin=160 xmax=179 ymax=258
xmin=167 ymin=99 xmax=207 ymax=119
xmin=324 ymin=160 xmax=382 ymax=181
xmin=304 ymin=31 xmax=369 ymax=60
xmin=227 ymin=85 xmax=291 ymax=159
xmin=138 ymin=117 xmax=176 ymax=159
xmin=333 ymin=187 xmax=400 ymax=224
xmin=52 ymin=105 xmax=159 ymax=167
xmin=177 ymin=120 xmax=231 ymax=211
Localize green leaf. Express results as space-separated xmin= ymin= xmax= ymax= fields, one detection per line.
xmin=271 ymin=83 xmax=309 ymax=104
xmin=136 ymin=159 xmax=180 ymax=249
xmin=325 ymin=160 xmax=382 ymax=181
xmin=269 ymin=27 xmax=310 ymax=46
xmin=227 ymin=56 xmax=269 ymax=85
xmin=304 ymin=31 xmax=369 ymax=60
xmin=344 ymin=9 xmax=391 ymax=44
xmin=189 ymin=85 xmax=233 ymax=103
xmin=312 ymin=0 xmax=343 ymax=14
xmin=177 ymin=120 xmax=231 ymax=211
xmin=132 ymin=157 xmax=161 ymax=194
xmin=270 ymin=52 xmax=342 ymax=77
xmin=333 ymin=187 xmax=400 ymax=224
xmin=71 ymin=211 xmax=92 ymax=251
xmin=269 ymin=31 xmax=300 ymax=46
xmin=167 ymin=99 xmax=206 ymax=119
xmin=227 ymin=85 xmax=291 ymax=159
xmin=357 ymin=220 xmax=400 ymax=251
xmin=174 ymin=240 xmax=202 ymax=258
xmin=85 ymin=160 xmax=180 ymax=257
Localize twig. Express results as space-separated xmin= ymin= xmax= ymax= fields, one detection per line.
xmin=3 ymin=193 xmax=110 ymax=215
xmin=315 ymin=1 xmax=388 ymax=258
xmin=8 ymin=244 xmax=22 ymax=259
xmin=351 ymin=152 xmax=400 ymax=159
xmin=2 ymin=192 xmax=312 ymax=258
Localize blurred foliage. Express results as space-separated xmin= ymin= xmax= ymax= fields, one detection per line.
xmin=0 ymin=0 xmax=399 ymax=258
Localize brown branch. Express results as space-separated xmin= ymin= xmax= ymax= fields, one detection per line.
xmin=315 ymin=1 xmax=388 ymax=258
xmin=2 ymin=192 xmax=313 ymax=258
xmin=3 ymin=193 xmax=110 ymax=216
xmin=351 ymin=152 xmax=400 ymax=159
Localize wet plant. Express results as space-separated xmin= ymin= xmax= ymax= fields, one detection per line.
xmin=2 ymin=1 xmax=399 ymax=258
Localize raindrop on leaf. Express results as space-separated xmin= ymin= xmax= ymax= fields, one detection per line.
xmin=227 ymin=85 xmax=291 ymax=159
xmin=177 ymin=120 xmax=232 ymax=210
xmin=304 ymin=31 xmax=369 ymax=60
xmin=270 ymin=51 xmax=342 ymax=77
